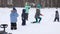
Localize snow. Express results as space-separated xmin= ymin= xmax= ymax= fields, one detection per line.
xmin=0 ymin=7 xmax=60 ymax=34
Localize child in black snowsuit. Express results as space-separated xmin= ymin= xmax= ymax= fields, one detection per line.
xmin=54 ymin=10 xmax=59 ymax=22
xmin=21 ymin=9 xmax=27 ymax=26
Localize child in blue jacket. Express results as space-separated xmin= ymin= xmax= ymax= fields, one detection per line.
xmin=10 ymin=7 xmax=19 ymax=30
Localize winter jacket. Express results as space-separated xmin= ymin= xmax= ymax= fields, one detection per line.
xmin=25 ymin=6 xmax=31 ymax=13
xmin=35 ymin=9 xmax=40 ymax=18
xmin=37 ymin=4 xmax=42 ymax=9
xmin=55 ymin=11 xmax=59 ymax=18
xmin=10 ymin=10 xmax=19 ymax=23
xmin=21 ymin=9 xmax=27 ymax=20
xmin=25 ymin=3 xmax=31 ymax=13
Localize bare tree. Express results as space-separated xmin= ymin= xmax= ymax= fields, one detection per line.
xmin=51 ymin=0 xmax=53 ymax=7
xmin=0 ymin=0 xmax=1 ymax=5
xmin=47 ymin=0 xmax=49 ymax=7
xmin=55 ymin=0 xmax=57 ymax=7
xmin=41 ymin=0 xmax=46 ymax=8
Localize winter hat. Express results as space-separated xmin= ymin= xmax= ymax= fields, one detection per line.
xmin=56 ymin=10 xmax=58 ymax=13
xmin=11 ymin=7 xmax=17 ymax=12
xmin=36 ymin=4 xmax=42 ymax=9
xmin=23 ymin=9 xmax=26 ymax=13
xmin=13 ymin=7 xmax=16 ymax=10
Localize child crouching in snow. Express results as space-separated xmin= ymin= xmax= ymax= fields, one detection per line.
xmin=10 ymin=7 xmax=19 ymax=30
xmin=32 ymin=8 xmax=43 ymax=23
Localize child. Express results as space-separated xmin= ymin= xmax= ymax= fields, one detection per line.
xmin=32 ymin=8 xmax=43 ymax=23
xmin=54 ymin=10 xmax=59 ymax=22
xmin=10 ymin=7 xmax=19 ymax=30
xmin=21 ymin=9 xmax=27 ymax=26
xmin=25 ymin=2 xmax=31 ymax=20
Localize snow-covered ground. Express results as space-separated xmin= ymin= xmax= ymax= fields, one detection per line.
xmin=0 ymin=7 xmax=60 ymax=34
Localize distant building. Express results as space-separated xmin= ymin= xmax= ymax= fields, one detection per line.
xmin=0 ymin=0 xmax=60 ymax=7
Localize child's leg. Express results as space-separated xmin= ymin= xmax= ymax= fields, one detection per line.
xmin=54 ymin=17 xmax=57 ymax=21
xmin=14 ymin=23 xmax=17 ymax=30
xmin=32 ymin=18 xmax=38 ymax=23
xmin=22 ymin=19 xmax=24 ymax=25
xmin=57 ymin=18 xmax=59 ymax=22
xmin=38 ymin=17 xmax=42 ymax=22
xmin=11 ymin=23 xmax=14 ymax=30
xmin=35 ymin=17 xmax=38 ymax=23
xmin=24 ymin=19 xmax=26 ymax=25
xmin=22 ymin=19 xmax=26 ymax=26
xmin=32 ymin=17 xmax=39 ymax=23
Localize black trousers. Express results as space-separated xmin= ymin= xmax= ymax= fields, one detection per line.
xmin=22 ymin=19 xmax=26 ymax=26
xmin=35 ymin=17 xmax=42 ymax=22
xmin=54 ymin=17 xmax=59 ymax=22
xmin=11 ymin=23 xmax=17 ymax=30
